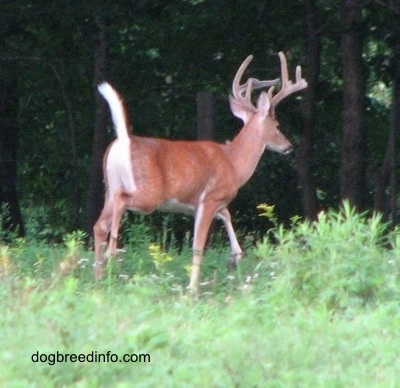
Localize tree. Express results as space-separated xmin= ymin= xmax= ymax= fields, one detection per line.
xmin=0 ymin=0 xmax=397 ymax=242
xmin=372 ymin=2 xmax=400 ymax=223
xmin=0 ymin=77 xmax=25 ymax=237
xmin=339 ymin=0 xmax=367 ymax=209
xmin=86 ymin=17 xmax=109 ymax=239
xmin=296 ymin=0 xmax=320 ymax=219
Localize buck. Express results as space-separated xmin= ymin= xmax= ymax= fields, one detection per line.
xmin=94 ymin=51 xmax=307 ymax=295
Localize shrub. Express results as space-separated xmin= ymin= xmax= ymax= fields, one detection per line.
xmin=254 ymin=201 xmax=400 ymax=310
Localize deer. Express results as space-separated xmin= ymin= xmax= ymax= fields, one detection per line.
xmin=93 ymin=51 xmax=307 ymax=296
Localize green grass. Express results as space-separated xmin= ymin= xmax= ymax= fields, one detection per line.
xmin=1 ymin=202 xmax=400 ymax=386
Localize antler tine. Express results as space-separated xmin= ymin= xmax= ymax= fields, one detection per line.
xmin=269 ymin=51 xmax=308 ymax=116
xmin=231 ymin=55 xmax=260 ymax=113
xmin=279 ymin=51 xmax=290 ymax=86
xmin=232 ymin=55 xmax=254 ymax=99
xmin=247 ymin=78 xmax=280 ymax=91
xmin=236 ymin=78 xmax=280 ymax=99
xmin=232 ymin=55 xmax=281 ymax=112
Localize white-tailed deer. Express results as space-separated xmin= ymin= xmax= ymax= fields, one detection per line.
xmin=94 ymin=51 xmax=307 ymax=295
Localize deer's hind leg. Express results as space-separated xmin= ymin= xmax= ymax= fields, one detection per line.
xmin=93 ymin=200 xmax=114 ymax=280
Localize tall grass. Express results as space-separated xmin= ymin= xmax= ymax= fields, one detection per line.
xmin=1 ymin=201 xmax=400 ymax=386
xmin=254 ymin=201 xmax=400 ymax=310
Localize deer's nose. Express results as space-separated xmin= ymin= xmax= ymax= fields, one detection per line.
xmin=282 ymin=144 xmax=293 ymax=154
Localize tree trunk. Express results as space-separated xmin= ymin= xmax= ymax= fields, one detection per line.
xmin=0 ymin=79 xmax=25 ymax=237
xmin=85 ymin=17 xmax=108 ymax=239
xmin=339 ymin=0 xmax=367 ymax=209
xmin=196 ymin=91 xmax=215 ymax=244
xmin=374 ymin=35 xmax=400 ymax=224
xmin=49 ymin=63 xmax=81 ymax=229
xmin=196 ymin=91 xmax=215 ymax=140
xmin=296 ymin=0 xmax=320 ymax=220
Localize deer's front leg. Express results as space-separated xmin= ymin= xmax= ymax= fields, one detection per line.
xmin=217 ymin=208 xmax=243 ymax=269
xmin=187 ymin=201 xmax=218 ymax=297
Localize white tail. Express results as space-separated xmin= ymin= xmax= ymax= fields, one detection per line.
xmin=97 ymin=82 xmax=130 ymax=140
xmin=93 ymin=52 xmax=307 ymax=296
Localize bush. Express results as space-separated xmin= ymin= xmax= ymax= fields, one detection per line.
xmin=2 ymin=202 xmax=400 ymax=385
xmin=254 ymin=200 xmax=400 ymax=310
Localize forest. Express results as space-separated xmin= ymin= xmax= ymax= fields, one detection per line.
xmin=2 ymin=1 xmax=400 ymax=385
xmin=0 ymin=0 xmax=399 ymax=242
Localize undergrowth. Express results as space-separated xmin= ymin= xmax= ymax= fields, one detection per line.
xmin=1 ymin=200 xmax=400 ymax=386
xmin=2 ymin=200 xmax=400 ymax=306
xmin=254 ymin=200 xmax=400 ymax=311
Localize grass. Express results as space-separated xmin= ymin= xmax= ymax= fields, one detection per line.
xmin=1 ymin=202 xmax=400 ymax=386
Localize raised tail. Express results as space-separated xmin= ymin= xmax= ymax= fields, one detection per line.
xmin=97 ymin=82 xmax=129 ymax=139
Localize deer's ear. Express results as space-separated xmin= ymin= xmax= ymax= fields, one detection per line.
xmin=229 ymin=96 xmax=252 ymax=124
xmin=256 ymin=92 xmax=271 ymax=121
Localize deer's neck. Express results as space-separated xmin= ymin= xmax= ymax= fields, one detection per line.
xmin=225 ymin=119 xmax=266 ymax=187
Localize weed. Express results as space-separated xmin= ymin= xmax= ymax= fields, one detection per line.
xmin=148 ymin=243 xmax=173 ymax=274
xmin=0 ymin=245 xmax=13 ymax=276
xmin=2 ymin=202 xmax=400 ymax=385
xmin=56 ymin=230 xmax=88 ymax=276
xmin=0 ymin=203 xmax=19 ymax=242
xmin=254 ymin=200 xmax=399 ymax=310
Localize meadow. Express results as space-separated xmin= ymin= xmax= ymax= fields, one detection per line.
xmin=1 ymin=202 xmax=400 ymax=387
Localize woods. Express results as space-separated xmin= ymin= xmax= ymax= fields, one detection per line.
xmin=0 ymin=0 xmax=399 ymax=241
xmin=3 ymin=3 xmax=400 ymax=384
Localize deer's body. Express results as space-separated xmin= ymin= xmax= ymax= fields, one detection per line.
xmin=94 ymin=52 xmax=307 ymax=296
xmin=107 ymin=136 xmax=238 ymax=214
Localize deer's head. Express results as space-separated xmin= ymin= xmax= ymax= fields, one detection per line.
xmin=229 ymin=52 xmax=308 ymax=154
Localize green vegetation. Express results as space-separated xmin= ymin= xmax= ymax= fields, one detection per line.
xmin=2 ymin=1 xmax=399 ymax=239
xmin=1 ymin=203 xmax=400 ymax=386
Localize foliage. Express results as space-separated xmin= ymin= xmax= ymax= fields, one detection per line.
xmin=0 ymin=204 xmax=18 ymax=242
xmin=1 ymin=202 xmax=400 ymax=385
xmin=148 ymin=243 xmax=173 ymax=274
xmin=0 ymin=1 xmax=398 ymax=239
xmin=254 ymin=200 xmax=399 ymax=310
xmin=56 ymin=230 xmax=88 ymax=276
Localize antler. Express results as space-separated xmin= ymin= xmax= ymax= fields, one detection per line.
xmin=232 ymin=55 xmax=280 ymax=112
xmin=268 ymin=51 xmax=308 ymax=116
